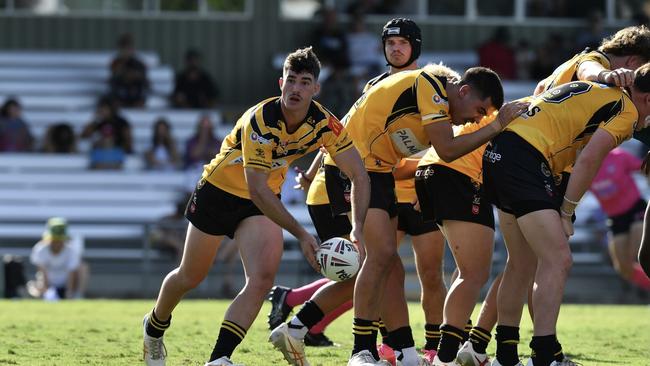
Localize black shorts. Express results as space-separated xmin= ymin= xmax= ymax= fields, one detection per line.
xmin=608 ymin=198 xmax=647 ymax=235
xmin=482 ymin=132 xmax=561 ymax=218
xmin=185 ymin=181 xmax=265 ymax=239
xmin=308 ymin=204 xmax=352 ymax=241
xmin=396 ymin=202 xmax=439 ymax=236
xmin=325 ymin=165 xmax=397 ymax=218
xmin=415 ymin=164 xmax=494 ymax=229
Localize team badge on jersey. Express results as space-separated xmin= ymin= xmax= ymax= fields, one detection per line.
xmin=250 ymin=131 xmax=270 ymax=144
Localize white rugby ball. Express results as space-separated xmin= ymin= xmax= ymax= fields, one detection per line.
xmin=316 ymin=237 xmax=360 ymax=282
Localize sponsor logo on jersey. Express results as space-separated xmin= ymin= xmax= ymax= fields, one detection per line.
xmin=250 ymin=131 xmax=270 ymax=144
xmin=328 ymin=116 xmax=344 ymax=136
xmin=483 ymin=149 xmax=501 ymax=163
xmin=390 ymin=128 xmax=429 ymax=157
xmin=540 ymin=162 xmax=551 ymax=177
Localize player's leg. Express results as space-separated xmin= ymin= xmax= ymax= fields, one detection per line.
xmin=208 ymin=215 xmax=284 ymax=363
xmin=640 ymin=201 xmax=650 ymax=277
xmin=516 ymin=209 xmax=572 ymax=366
xmin=411 ymin=229 xmax=446 ymax=361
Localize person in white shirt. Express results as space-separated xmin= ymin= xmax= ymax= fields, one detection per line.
xmin=28 ymin=217 xmax=87 ymax=300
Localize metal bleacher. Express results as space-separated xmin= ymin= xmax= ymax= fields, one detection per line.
xmin=0 ymin=50 xmax=317 ymax=297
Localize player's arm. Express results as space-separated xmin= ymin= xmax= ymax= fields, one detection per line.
xmin=425 ymin=100 xmax=529 ymax=163
xmin=577 ymin=60 xmax=635 ymax=87
xmin=295 ymin=150 xmax=324 ymax=191
xmin=639 ymin=202 xmax=650 ymax=276
xmin=331 ymin=148 xmax=370 ymax=245
xmin=560 ymin=129 xmax=617 ymax=236
xmin=245 ymin=167 xmax=319 ymax=271
xmin=534 ymin=77 xmax=550 ymax=96
xmin=393 ymin=158 xmax=419 ymax=181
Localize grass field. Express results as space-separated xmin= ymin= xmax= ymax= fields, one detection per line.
xmin=0 ymin=300 xmax=648 ymax=365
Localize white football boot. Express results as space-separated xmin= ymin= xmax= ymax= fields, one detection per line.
xmin=348 ymin=350 xmax=393 ymax=365
xmin=456 ymin=341 xmax=489 ymax=366
xmin=269 ymin=322 xmax=311 ymax=366
xmin=204 ymin=356 xmax=244 ymax=366
xmin=431 ymin=355 xmax=461 ymax=366
xmin=142 ymin=315 xmax=167 ymax=366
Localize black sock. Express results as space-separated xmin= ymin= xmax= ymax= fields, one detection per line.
xmin=438 ymin=324 xmax=464 ymax=362
xmin=462 ymin=319 xmax=473 ymax=343
xmin=146 ymin=309 xmax=170 ymax=338
xmin=378 ymin=319 xmax=389 ymax=344
xmin=295 ymin=300 xmax=325 ymax=329
xmin=209 ymin=320 xmax=246 ymax=361
xmin=530 ymin=334 xmax=557 ymax=366
xmin=389 ymin=326 xmax=415 ymax=350
xmin=469 ymin=326 xmax=491 ymax=354
xmin=495 ymin=325 xmax=520 ymax=366
xmin=424 ymin=323 xmax=441 ymax=351
xmin=554 ymin=337 xmax=565 ymax=362
xmin=352 ymin=318 xmax=379 ymax=360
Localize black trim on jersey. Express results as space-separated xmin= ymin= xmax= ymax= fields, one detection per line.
xmin=269 ymin=123 xmax=331 ymax=160
xmin=420 ymin=72 xmax=448 ymax=101
xmin=306 ymin=101 xmax=327 ymax=126
xmin=366 ymin=72 xmax=390 ymax=89
xmin=573 ymin=99 xmax=623 ymax=142
xmin=385 ymin=84 xmax=419 ymax=128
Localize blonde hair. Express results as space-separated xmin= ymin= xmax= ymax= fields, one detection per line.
xmin=423 ymin=63 xmax=461 ymax=79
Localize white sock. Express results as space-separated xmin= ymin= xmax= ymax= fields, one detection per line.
xmin=287 ymin=316 xmax=308 ymax=340
xmin=395 ymin=346 xmax=419 ymax=366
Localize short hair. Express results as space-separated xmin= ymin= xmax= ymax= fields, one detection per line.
xmin=599 ymin=25 xmax=650 ymax=62
xmin=460 ymin=67 xmax=504 ymax=109
xmin=634 ymin=63 xmax=650 ymax=93
xmin=283 ymin=47 xmax=321 ymax=80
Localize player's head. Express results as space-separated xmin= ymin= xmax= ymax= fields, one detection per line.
xmin=43 ymin=217 xmax=68 ymax=249
xmin=381 ymin=18 xmax=421 ymax=69
xmin=599 ymin=25 xmax=650 ymax=70
xmin=630 ymin=63 xmax=650 ymax=124
xmin=280 ymin=47 xmax=321 ymax=111
xmin=449 ymin=67 xmax=504 ymax=125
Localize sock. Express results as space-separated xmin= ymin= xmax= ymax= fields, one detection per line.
xmin=285 ymin=278 xmax=330 ymax=307
xmin=438 ymin=324 xmax=464 ymax=362
xmin=310 ymin=300 xmax=352 ymax=334
xmin=377 ymin=319 xmax=389 ymax=343
xmin=289 ymin=300 xmax=324 ymax=338
xmin=463 ymin=319 xmax=473 ymax=343
xmin=424 ymin=323 xmax=441 ymax=351
xmin=495 ymin=325 xmax=520 ymax=366
xmin=209 ymin=320 xmax=246 ymax=361
xmin=146 ymin=309 xmax=170 ymax=338
xmin=530 ymin=334 xmax=557 ymax=366
xmin=631 ymin=263 xmax=650 ymax=291
xmin=390 ymin=326 xmax=417 ymax=363
xmin=554 ymin=336 xmax=565 ymax=362
xmin=469 ymin=326 xmax=492 ymax=354
xmin=352 ymin=318 xmax=379 ymax=360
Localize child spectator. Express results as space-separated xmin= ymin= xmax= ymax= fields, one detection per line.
xmin=81 ymin=97 xmax=132 ymax=170
xmin=42 ymin=122 xmax=76 ymax=153
xmin=0 ymin=98 xmax=33 ymax=152
xmin=144 ymin=117 xmax=181 ymax=171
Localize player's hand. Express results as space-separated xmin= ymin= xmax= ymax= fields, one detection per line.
xmin=298 ymin=232 xmax=320 ymax=272
xmin=412 ymin=198 xmax=421 ymax=212
xmin=350 ymin=226 xmax=365 ymax=259
xmin=293 ymin=170 xmax=312 ymax=191
xmin=599 ymin=68 xmax=635 ymax=87
xmin=560 ymin=214 xmax=574 ymax=238
xmin=495 ymin=101 xmax=530 ymax=130
xmin=643 ymin=150 xmax=650 ymax=176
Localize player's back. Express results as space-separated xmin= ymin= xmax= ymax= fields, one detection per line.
xmin=541 ymin=48 xmax=610 ymax=92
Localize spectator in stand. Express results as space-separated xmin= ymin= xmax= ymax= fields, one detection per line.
xmin=109 ymin=33 xmax=149 ymax=108
xmin=575 ymin=10 xmax=610 ymax=52
xmin=530 ymin=33 xmax=573 ymax=80
xmin=171 ymin=49 xmax=219 ymax=109
xmin=27 ymin=217 xmax=89 ymax=300
xmin=42 ymin=122 xmax=76 ymax=153
xmin=346 ymin=13 xmax=383 ymax=79
xmin=82 ymin=97 xmax=132 ymax=170
xmin=184 ymin=114 xmax=220 ymax=169
xmin=0 ymin=98 xmax=33 ymax=152
xmin=311 ymin=7 xmax=349 ymax=70
xmin=144 ymin=117 xmax=181 ymax=171
xmin=477 ymin=26 xmax=517 ymax=80
xmin=317 ymin=59 xmax=358 ymax=118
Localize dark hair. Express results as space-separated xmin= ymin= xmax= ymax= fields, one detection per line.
xmin=152 ymin=117 xmax=173 ymax=148
xmin=117 ymin=33 xmax=134 ymax=49
xmin=460 ymin=67 xmax=504 ymax=109
xmin=599 ymin=25 xmax=650 ymax=62
xmin=283 ymin=47 xmax=321 ymax=80
xmin=0 ymin=98 xmax=20 ymax=118
xmin=634 ymin=63 xmax=650 ymax=93
xmin=185 ymin=48 xmax=200 ymax=61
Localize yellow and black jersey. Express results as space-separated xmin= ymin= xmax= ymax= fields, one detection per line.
xmin=306 ymin=164 xmax=329 ymax=206
xmin=362 ymin=72 xmax=391 ymax=93
xmin=419 ymin=113 xmax=495 ymax=183
xmin=506 ymin=81 xmax=637 ymax=175
xmin=540 ymin=48 xmax=610 ymax=92
xmin=202 ymin=97 xmax=354 ymax=199
xmin=327 ymin=66 xmax=454 ymax=173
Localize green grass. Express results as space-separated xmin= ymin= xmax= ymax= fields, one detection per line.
xmin=0 ymin=300 xmax=648 ymax=365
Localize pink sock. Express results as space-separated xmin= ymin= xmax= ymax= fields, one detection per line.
xmin=310 ymin=300 xmax=353 ymax=334
xmin=631 ymin=263 xmax=650 ymax=291
xmin=285 ymin=278 xmax=331 ymax=307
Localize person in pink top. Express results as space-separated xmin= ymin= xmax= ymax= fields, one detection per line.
xmin=589 ymin=147 xmax=650 ymax=291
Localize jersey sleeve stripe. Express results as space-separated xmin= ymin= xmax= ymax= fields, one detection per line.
xmin=420 ymin=72 xmax=448 ymax=101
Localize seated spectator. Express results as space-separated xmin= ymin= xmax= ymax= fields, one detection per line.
xmin=0 ymin=98 xmax=33 ymax=152
xmin=171 ymin=49 xmax=219 ymax=109
xmin=42 ymin=122 xmax=76 ymax=153
xmin=311 ymin=7 xmax=350 ymax=71
xmin=477 ymin=26 xmax=517 ymax=80
xmin=346 ymin=13 xmax=383 ymax=78
xmin=82 ymin=97 xmax=132 ymax=170
xmin=144 ymin=117 xmax=181 ymax=171
xmin=27 ymin=217 xmax=89 ymax=300
xmin=183 ymin=115 xmax=221 ymax=191
xmin=109 ymin=33 xmax=149 ymax=108
xmin=150 ymin=196 xmax=188 ymax=259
